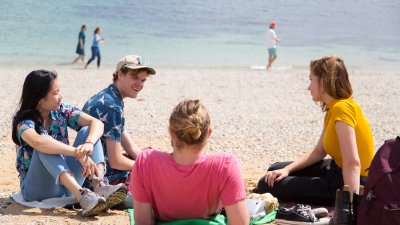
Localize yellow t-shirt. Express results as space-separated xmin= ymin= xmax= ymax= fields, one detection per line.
xmin=323 ymin=98 xmax=374 ymax=176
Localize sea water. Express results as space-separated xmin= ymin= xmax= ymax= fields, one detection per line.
xmin=0 ymin=0 xmax=399 ymax=71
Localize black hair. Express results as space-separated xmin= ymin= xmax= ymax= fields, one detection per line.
xmin=12 ymin=70 xmax=57 ymax=145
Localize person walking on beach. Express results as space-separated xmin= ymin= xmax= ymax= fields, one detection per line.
xmin=257 ymin=56 xmax=374 ymax=206
xmin=130 ymin=100 xmax=249 ymax=224
xmin=73 ymin=24 xmax=87 ymax=63
xmin=12 ymin=70 xmax=127 ymax=216
xmin=266 ymin=21 xmax=281 ymax=71
xmin=84 ymin=27 xmax=104 ymax=69
xmin=82 ymin=55 xmax=156 ymax=190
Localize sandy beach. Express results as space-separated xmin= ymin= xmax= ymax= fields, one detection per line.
xmin=0 ymin=64 xmax=399 ymax=224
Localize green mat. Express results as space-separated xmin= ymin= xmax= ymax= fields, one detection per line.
xmin=127 ymin=208 xmax=277 ymax=225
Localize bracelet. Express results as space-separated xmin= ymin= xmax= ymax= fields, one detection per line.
xmin=85 ymin=141 xmax=94 ymax=145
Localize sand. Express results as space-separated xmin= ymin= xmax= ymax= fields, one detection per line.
xmin=0 ymin=64 xmax=399 ymax=224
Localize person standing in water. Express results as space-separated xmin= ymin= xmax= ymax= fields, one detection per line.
xmin=266 ymin=21 xmax=281 ymax=71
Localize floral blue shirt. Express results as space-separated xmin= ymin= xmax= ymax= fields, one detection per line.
xmin=15 ymin=103 xmax=81 ymax=180
xmin=82 ymin=84 xmax=126 ymax=179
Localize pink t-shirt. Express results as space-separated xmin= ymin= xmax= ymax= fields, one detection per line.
xmin=129 ymin=148 xmax=245 ymax=221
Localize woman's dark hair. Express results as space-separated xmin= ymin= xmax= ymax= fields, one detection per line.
xmin=12 ymin=70 xmax=57 ymax=145
xmin=94 ymin=27 xmax=101 ymax=34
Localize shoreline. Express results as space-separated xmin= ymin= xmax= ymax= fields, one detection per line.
xmin=1 ymin=61 xmax=399 ymax=74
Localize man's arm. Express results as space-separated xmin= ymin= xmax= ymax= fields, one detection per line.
xmin=121 ymin=130 xmax=141 ymax=160
xmin=272 ymin=30 xmax=281 ymax=42
xmin=106 ymin=138 xmax=135 ymax=171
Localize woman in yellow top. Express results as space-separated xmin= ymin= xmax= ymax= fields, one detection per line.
xmin=257 ymin=56 xmax=374 ymax=206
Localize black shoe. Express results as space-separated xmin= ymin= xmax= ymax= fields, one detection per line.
xmin=329 ymin=188 xmax=352 ymax=225
xmin=276 ymin=204 xmax=329 ymax=225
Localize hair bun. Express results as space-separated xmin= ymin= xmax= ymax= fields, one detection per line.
xmin=189 ymin=123 xmax=202 ymax=140
xmin=169 ymin=100 xmax=211 ymax=145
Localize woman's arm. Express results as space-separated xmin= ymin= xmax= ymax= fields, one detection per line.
xmin=265 ymin=127 xmax=327 ymax=187
xmin=285 ymin=127 xmax=327 ymax=173
xmin=335 ymin=121 xmax=360 ymax=195
xmin=75 ymin=112 xmax=104 ymax=157
xmin=77 ymin=112 xmax=103 ymax=145
xmin=79 ymin=37 xmax=84 ymax=49
xmin=21 ymin=128 xmax=76 ymax=156
xmin=75 ymin=113 xmax=103 ymax=178
xmin=225 ymin=200 xmax=250 ymax=225
xmin=96 ymin=35 xmax=104 ymax=43
xmin=134 ymin=201 xmax=155 ymax=225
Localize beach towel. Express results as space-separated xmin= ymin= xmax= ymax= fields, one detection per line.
xmin=127 ymin=208 xmax=277 ymax=225
xmin=11 ymin=191 xmax=77 ymax=209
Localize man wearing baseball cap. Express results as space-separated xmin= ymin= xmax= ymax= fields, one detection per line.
xmin=82 ymin=55 xmax=156 ymax=196
xmin=266 ymin=21 xmax=281 ymax=70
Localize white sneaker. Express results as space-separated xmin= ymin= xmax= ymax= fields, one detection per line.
xmin=94 ymin=177 xmax=128 ymax=211
xmin=79 ymin=188 xmax=107 ymax=217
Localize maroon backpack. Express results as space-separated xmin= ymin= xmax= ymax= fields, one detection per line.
xmin=357 ymin=137 xmax=400 ymax=225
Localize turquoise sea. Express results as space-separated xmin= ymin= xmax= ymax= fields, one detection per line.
xmin=0 ymin=0 xmax=399 ymax=71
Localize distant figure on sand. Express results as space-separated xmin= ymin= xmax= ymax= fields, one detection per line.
xmin=266 ymin=21 xmax=281 ymax=71
xmin=257 ymin=56 xmax=374 ymax=206
xmin=85 ymin=27 xmax=104 ymax=69
xmin=130 ymin=100 xmax=249 ymax=224
xmin=12 ymin=70 xmax=127 ymax=216
xmin=73 ymin=24 xmax=87 ymax=63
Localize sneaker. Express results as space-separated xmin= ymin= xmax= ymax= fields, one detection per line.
xmin=79 ymin=188 xmax=107 ymax=217
xmin=110 ymin=191 xmax=134 ymax=210
xmin=275 ymin=204 xmax=329 ymax=225
xmin=93 ymin=177 xmax=128 ymax=211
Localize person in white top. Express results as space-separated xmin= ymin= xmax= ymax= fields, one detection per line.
xmin=265 ymin=22 xmax=281 ymax=71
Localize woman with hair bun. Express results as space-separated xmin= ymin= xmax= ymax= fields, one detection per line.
xmin=130 ymin=100 xmax=249 ymax=224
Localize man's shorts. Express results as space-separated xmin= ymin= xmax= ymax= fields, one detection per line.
xmin=268 ymin=48 xmax=277 ymax=57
